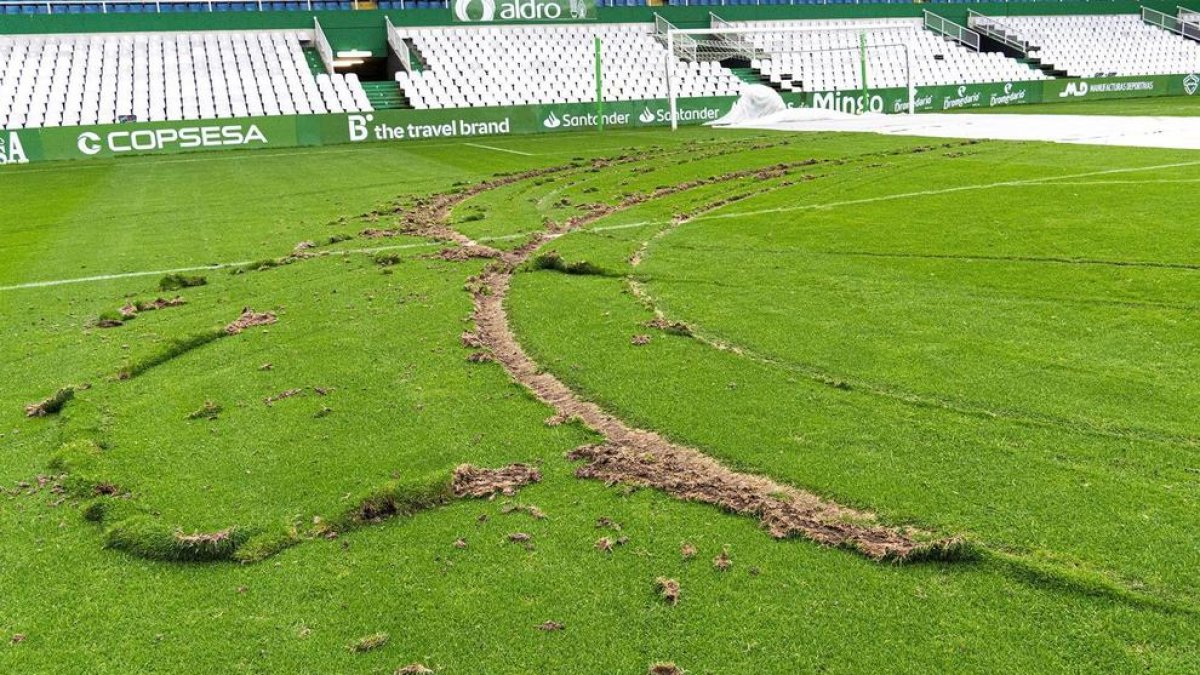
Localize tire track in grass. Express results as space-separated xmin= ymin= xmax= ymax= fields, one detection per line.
xmin=462 ymin=165 xmax=963 ymax=562
xmin=38 ymin=139 xmax=962 ymax=564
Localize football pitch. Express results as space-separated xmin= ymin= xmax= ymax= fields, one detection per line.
xmin=2 ymin=99 xmax=1199 ymax=673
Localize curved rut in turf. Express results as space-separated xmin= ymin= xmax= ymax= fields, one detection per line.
xmin=457 ymin=168 xmax=958 ymax=562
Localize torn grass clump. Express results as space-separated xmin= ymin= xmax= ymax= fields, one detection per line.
xmin=117 ymin=327 xmax=225 ymax=380
xmin=451 ymin=463 xmax=541 ymax=498
xmin=233 ymin=529 xmax=301 ymax=564
xmin=24 ymin=386 xmax=76 ymax=417
xmin=374 ymin=252 xmax=402 ymax=267
xmin=103 ymin=517 xmax=251 ymax=562
xmin=225 ymin=308 xmax=277 ymax=335
xmin=186 ymin=401 xmax=222 ymax=421
xmin=339 ymin=474 xmax=454 ymax=528
xmin=159 ymin=273 xmax=206 ymax=291
xmin=348 ymin=632 xmax=390 ymax=653
xmin=530 ymin=251 xmax=606 ymax=276
xmin=655 ymin=577 xmax=681 ymax=605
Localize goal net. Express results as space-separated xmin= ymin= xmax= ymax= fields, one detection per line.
xmin=664 ymin=21 xmax=917 ymax=129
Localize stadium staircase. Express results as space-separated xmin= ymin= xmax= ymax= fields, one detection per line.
xmin=361 ymin=81 xmax=408 ymax=109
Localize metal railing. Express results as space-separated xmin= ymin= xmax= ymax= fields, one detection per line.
xmin=313 ymin=17 xmax=334 ymax=73
xmin=967 ymin=9 xmax=1031 ymax=55
xmin=1143 ymin=6 xmax=1185 ymax=33
xmin=654 ymin=13 xmax=696 ymax=62
xmin=923 ymin=10 xmax=980 ymax=52
xmin=1177 ymin=6 xmax=1200 ymax=41
xmin=705 ymin=11 xmax=761 ymax=61
xmin=385 ymin=15 xmax=411 ymax=73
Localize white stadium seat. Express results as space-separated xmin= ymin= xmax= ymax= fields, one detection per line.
xmin=0 ymin=29 xmax=372 ymax=131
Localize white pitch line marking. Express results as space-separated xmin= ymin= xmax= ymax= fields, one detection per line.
xmin=5 ymin=158 xmax=1197 ymax=293
xmin=463 ymin=142 xmax=535 ymax=157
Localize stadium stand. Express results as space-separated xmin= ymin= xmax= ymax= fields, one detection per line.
xmin=1002 ymin=14 xmax=1200 ymax=77
xmin=396 ymin=24 xmax=743 ymax=109
xmin=737 ymin=18 xmax=1049 ymax=92
xmin=0 ymin=30 xmax=370 ymax=129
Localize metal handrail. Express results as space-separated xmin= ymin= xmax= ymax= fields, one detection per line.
xmin=966 ymin=9 xmax=1031 ymax=55
xmin=923 ymin=10 xmax=980 ymax=52
xmin=313 ymin=17 xmax=334 ymax=73
xmin=385 ymin=15 xmax=411 ymax=73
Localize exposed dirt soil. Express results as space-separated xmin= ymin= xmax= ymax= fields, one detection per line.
xmin=396 ymin=664 xmax=435 ymax=675
xmin=225 ymin=308 xmax=277 ymax=335
xmin=681 ymin=542 xmax=697 ymax=560
xmin=451 ymin=463 xmax=541 ymax=498
xmin=263 ymin=388 xmax=303 ymax=406
xmin=649 ymin=663 xmax=682 ymax=675
xmin=435 ymin=245 xmax=502 ymax=262
xmin=536 ymin=621 xmax=564 ymax=632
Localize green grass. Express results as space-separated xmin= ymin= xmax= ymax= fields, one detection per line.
xmin=2 ymin=127 xmax=1200 ymax=672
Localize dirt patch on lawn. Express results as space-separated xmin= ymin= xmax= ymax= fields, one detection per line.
xmin=451 ymin=463 xmax=541 ymax=498
xmin=225 ymin=308 xmax=277 ymax=335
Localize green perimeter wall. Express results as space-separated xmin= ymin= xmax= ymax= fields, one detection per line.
xmin=0 ymin=2 xmax=1183 ymax=56
xmin=2 ymin=73 xmax=1197 ymax=167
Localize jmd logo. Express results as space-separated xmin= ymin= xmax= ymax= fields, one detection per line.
xmin=542 ymin=111 xmax=562 ymax=129
xmin=1185 ymin=73 xmax=1200 ymax=96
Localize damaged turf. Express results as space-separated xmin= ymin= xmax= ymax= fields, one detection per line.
xmin=456 ymin=167 xmax=956 ymax=563
xmin=225 ymin=308 xmax=277 ymax=335
xmin=655 ymin=577 xmax=681 ymax=605
xmin=451 ymin=464 xmax=541 ymax=498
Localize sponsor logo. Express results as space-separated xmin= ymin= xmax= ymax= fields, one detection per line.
xmin=812 ymin=91 xmax=885 ymax=115
xmin=0 ymin=132 xmax=29 ymax=165
xmin=989 ymin=82 xmax=1028 ymax=107
xmin=1059 ymin=79 xmax=1155 ymax=98
xmin=348 ymin=113 xmax=511 ymax=141
xmin=1185 ymin=73 xmax=1200 ymax=96
xmin=942 ymin=85 xmax=982 ymax=110
xmin=1059 ymin=81 xmax=1089 ymax=98
xmin=891 ymin=94 xmax=934 ymax=114
xmin=541 ymin=105 xmax=721 ymax=130
xmin=76 ymin=124 xmax=267 ymax=155
xmin=454 ymin=0 xmax=590 ymax=22
xmin=453 ymin=0 xmax=495 ymax=22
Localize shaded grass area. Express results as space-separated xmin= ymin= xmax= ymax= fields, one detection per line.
xmin=3 ymin=127 xmax=1200 ymax=672
xmin=968 ymin=95 xmax=1200 ymax=117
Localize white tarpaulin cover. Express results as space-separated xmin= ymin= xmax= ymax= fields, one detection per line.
xmin=714 ymin=103 xmax=1200 ymax=150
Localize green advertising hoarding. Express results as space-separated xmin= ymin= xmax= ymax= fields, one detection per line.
xmin=3 ymin=73 xmax=1199 ymax=167
xmin=1043 ymin=73 xmax=1200 ymax=100
xmin=0 ymin=96 xmax=734 ymax=165
xmin=450 ymin=0 xmax=597 ymax=24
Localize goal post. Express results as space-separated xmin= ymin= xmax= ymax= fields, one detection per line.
xmin=665 ymin=23 xmax=917 ymax=130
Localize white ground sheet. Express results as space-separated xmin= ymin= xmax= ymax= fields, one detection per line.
xmin=715 ymin=106 xmax=1200 ymax=150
